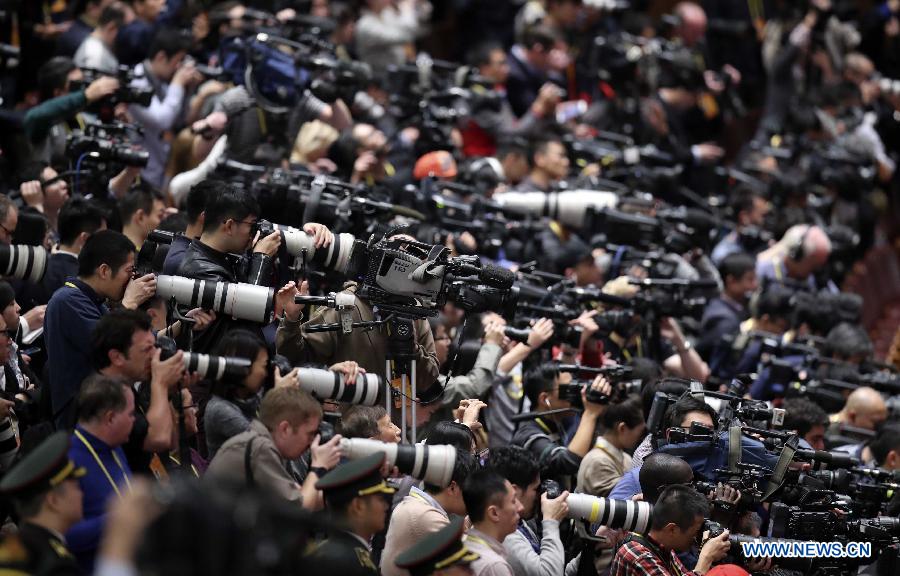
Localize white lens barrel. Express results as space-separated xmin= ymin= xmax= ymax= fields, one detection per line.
xmin=1 ymin=245 xmax=48 ymax=284
xmin=494 ymin=190 xmax=618 ymax=229
xmin=566 ymin=494 xmax=652 ymax=532
xmin=297 ymin=368 xmax=380 ymax=405
xmin=156 ymin=275 xmax=274 ymax=324
xmin=339 ymin=438 xmax=457 ymax=487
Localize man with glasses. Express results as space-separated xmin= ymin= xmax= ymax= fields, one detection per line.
xmin=176 ymin=184 xmax=332 ymax=353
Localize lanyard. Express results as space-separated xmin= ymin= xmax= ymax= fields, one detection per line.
xmin=409 ymin=486 xmax=447 ymax=517
xmin=74 ymin=430 xmax=132 ymax=499
xmin=517 ymin=522 xmax=541 ymax=554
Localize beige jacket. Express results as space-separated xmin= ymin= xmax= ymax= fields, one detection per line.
xmin=380 ymin=488 xmax=450 ymax=576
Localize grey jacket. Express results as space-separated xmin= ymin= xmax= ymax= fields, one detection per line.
xmin=503 ymin=519 xmax=564 ymax=576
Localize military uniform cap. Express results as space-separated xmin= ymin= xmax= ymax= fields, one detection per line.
xmin=394 ymin=516 xmax=478 ymax=576
xmin=0 ymin=432 xmax=86 ymax=498
xmin=315 ymin=452 xmax=395 ymax=504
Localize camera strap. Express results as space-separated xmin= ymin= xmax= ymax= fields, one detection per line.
xmin=727 ymin=424 xmax=742 ymax=473
xmin=244 ymin=436 xmax=257 ymax=489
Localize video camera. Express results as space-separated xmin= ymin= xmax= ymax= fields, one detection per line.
xmin=66 ymin=122 xmax=149 ymax=169
xmin=70 ymin=66 xmax=154 ymax=114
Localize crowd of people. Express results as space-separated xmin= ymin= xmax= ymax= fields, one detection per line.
xmin=0 ymin=0 xmax=896 ymax=576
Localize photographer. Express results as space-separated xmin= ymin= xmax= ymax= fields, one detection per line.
xmin=119 ymin=187 xmax=165 ymax=251
xmin=782 ymin=397 xmax=828 ymax=451
xmin=609 ymin=485 xmax=731 ymax=576
xmin=697 ymin=252 xmax=757 ymax=378
xmin=17 ymin=161 xmax=71 ymax=239
xmin=127 ymin=28 xmax=202 ymax=189
xmin=175 ymin=185 xmax=291 ymax=353
xmin=23 ymin=56 xmax=119 ymax=163
xmin=511 ymin=366 xmax=610 ymax=483
xmin=486 ymin=317 xmax=555 ymax=448
xmin=710 ymin=188 xmax=771 ymax=266
xmin=515 ymin=136 xmax=569 ymax=192
xmin=205 ymin=387 xmax=343 ymax=511
xmin=576 ymin=394 xmax=645 ymax=498
xmin=162 ymin=179 xmax=210 ymax=274
xmin=274 ymin=235 xmax=439 ymax=393
xmin=489 ymin=446 xmax=573 ymax=576
xmin=29 ymin=197 xmax=107 ymax=305
xmin=45 ymin=230 xmax=157 ymax=429
xmin=90 ymin=309 xmax=190 ymax=474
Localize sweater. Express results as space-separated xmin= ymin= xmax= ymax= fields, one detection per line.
xmin=45 ymin=279 xmax=109 ymax=428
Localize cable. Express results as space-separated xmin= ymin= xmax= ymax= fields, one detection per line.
xmin=74 ymin=152 xmax=88 ymax=197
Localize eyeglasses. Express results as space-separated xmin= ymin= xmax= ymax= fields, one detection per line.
xmin=228 ymin=219 xmax=259 ymax=235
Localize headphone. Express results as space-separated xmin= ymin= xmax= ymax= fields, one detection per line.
xmin=545 ymin=398 xmax=552 ymax=408
xmin=787 ymin=225 xmax=811 ymax=262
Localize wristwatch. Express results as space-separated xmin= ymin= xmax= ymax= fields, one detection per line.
xmin=309 ymin=466 xmax=329 ymax=478
xmin=677 ymin=341 xmax=692 ymax=353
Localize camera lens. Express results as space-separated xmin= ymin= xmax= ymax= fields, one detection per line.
xmin=155 ymin=275 xmax=275 ymax=324
xmin=0 ymin=244 xmax=48 ymax=284
xmin=182 ymin=352 xmax=252 ymax=381
xmin=296 ymin=367 xmax=381 ymax=405
xmin=340 ymin=438 xmax=457 ymax=487
xmin=566 ymin=494 xmax=652 ymax=532
xmin=276 ymin=226 xmax=357 ymax=275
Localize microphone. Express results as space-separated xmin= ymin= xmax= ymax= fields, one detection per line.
xmin=191 ymin=87 xmax=256 ymax=136
xmin=479 ymin=263 xmax=515 ymax=289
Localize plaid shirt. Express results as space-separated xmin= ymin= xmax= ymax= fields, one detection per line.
xmin=610 ymin=535 xmax=697 ymax=576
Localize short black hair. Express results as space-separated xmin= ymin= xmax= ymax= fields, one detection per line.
xmin=185 ymin=180 xmax=218 ymax=224
xmin=91 ymin=309 xmax=152 ymax=371
xmin=650 ymin=484 xmax=708 ymax=531
xmin=753 ymin=285 xmax=794 ymax=320
xmin=640 ymin=378 xmax=688 ymax=422
xmin=521 ymin=25 xmax=561 ymax=52
xmin=468 ymin=41 xmax=504 ymax=68
xmin=58 ymin=198 xmax=107 ymax=246
xmin=718 ymin=252 xmax=756 ymax=284
xmin=524 ymin=364 xmax=559 ymax=406
xmin=119 ymin=187 xmax=163 ymax=224
xmin=37 ymin=57 xmax=76 ymax=101
xmin=640 ymin=453 xmax=695 ymax=505
xmin=601 ymin=394 xmax=644 ymax=431
xmin=425 ymin=451 xmax=476 ymax=495
xmin=664 ymin=395 xmax=718 ymax=430
xmin=99 ymin=3 xmax=127 ymax=28
xmin=462 ymin=469 xmax=510 ymax=524
xmin=825 ymin=322 xmax=873 ymax=361
xmin=487 ymin=446 xmax=539 ymax=489
xmin=529 ymin=136 xmax=564 ymax=166
xmin=201 ymin=187 xmax=260 ymax=234
xmin=731 ymin=186 xmax=763 ymax=218
xmin=426 ymin=421 xmax=475 ymax=453
xmin=868 ymin=423 xmax=900 ymax=467
xmin=148 ymin=27 xmax=192 ymax=60
xmin=77 ymin=230 xmax=136 ymax=277
xmin=77 ymin=374 xmax=130 ymax=423
xmin=782 ymin=398 xmax=828 ymax=438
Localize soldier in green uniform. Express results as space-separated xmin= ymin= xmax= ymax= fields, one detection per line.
xmin=394 ymin=516 xmax=478 ymax=576
xmin=313 ymin=452 xmax=396 ymax=576
xmin=0 ymin=432 xmax=87 ymax=576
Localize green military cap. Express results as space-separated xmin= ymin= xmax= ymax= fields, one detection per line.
xmin=0 ymin=432 xmax=85 ymax=498
xmin=394 ymin=517 xmax=478 ymax=576
xmin=315 ymin=452 xmax=395 ymax=505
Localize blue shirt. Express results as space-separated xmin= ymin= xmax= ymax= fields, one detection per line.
xmin=608 ymin=467 xmax=641 ymax=500
xmin=45 ymin=278 xmax=109 ymax=428
xmin=68 ymin=426 xmax=133 ymax=573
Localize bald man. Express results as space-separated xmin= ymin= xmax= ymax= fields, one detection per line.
xmin=829 ymin=387 xmax=888 ymax=435
xmin=756 ymin=224 xmax=832 ymax=291
xmin=674 ymin=2 xmax=707 ymax=48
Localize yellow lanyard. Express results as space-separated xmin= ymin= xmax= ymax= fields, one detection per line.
xmin=74 ymin=430 xmax=132 ymax=499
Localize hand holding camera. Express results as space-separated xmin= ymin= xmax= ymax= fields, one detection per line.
xmin=84 ymin=76 xmax=121 ymax=103
xmin=122 ymin=273 xmax=158 ymax=309
xmin=310 ymin=433 xmax=344 ymax=471
xmin=151 ymin=347 xmax=186 ymax=390
xmin=582 ymin=374 xmax=612 ymax=414
xmin=540 ymin=490 xmax=570 ymax=522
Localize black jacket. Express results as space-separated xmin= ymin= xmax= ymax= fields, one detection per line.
xmin=511 ymin=416 xmax=583 ymax=484
xmin=175 ymin=240 xmax=274 ymax=353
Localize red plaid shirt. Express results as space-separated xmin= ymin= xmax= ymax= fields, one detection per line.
xmin=610 ymin=535 xmax=698 ymax=576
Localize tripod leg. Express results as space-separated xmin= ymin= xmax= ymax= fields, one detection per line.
xmin=410 ymin=361 xmax=417 ymax=444
xmin=400 ymin=374 xmax=407 ymax=445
